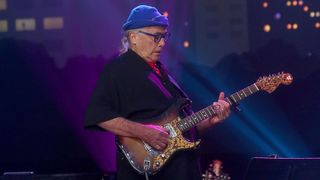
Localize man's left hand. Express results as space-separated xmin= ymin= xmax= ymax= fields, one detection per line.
xmin=210 ymin=92 xmax=230 ymax=125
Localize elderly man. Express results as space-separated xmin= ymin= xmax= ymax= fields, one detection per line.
xmin=85 ymin=5 xmax=230 ymax=180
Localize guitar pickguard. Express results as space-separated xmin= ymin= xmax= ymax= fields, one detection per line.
xmin=118 ymin=115 xmax=200 ymax=175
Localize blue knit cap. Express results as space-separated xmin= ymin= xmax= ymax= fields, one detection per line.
xmin=122 ymin=5 xmax=169 ymax=31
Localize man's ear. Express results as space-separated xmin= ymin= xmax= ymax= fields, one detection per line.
xmin=129 ymin=32 xmax=137 ymax=45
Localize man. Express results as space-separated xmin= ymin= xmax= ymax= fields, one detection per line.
xmin=203 ymin=160 xmax=231 ymax=180
xmin=85 ymin=5 xmax=230 ymax=180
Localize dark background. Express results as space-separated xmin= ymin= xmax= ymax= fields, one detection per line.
xmin=1 ymin=0 xmax=320 ymax=179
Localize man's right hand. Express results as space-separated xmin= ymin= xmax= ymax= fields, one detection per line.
xmin=98 ymin=117 xmax=169 ymax=151
xmin=140 ymin=124 xmax=169 ymax=151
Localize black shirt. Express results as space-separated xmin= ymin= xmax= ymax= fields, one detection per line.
xmin=84 ymin=49 xmax=201 ymax=180
xmin=84 ymin=49 xmax=186 ymax=127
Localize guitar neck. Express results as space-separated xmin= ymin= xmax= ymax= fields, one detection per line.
xmin=178 ymin=83 xmax=260 ymax=132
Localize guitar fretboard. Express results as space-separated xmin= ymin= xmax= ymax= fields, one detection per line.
xmin=177 ymin=83 xmax=260 ymax=132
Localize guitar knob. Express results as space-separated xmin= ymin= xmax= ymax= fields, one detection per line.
xmin=160 ymin=154 xmax=166 ymax=158
xmin=155 ymin=161 xmax=160 ymax=166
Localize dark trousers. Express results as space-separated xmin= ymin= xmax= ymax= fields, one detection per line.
xmin=116 ymin=149 xmax=202 ymax=180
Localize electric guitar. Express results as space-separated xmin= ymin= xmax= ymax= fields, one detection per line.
xmin=117 ymin=72 xmax=293 ymax=175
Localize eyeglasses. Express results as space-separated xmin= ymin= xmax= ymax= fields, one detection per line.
xmin=138 ymin=31 xmax=171 ymax=43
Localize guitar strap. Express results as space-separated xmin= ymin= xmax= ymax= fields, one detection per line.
xmin=167 ymin=75 xmax=193 ymax=114
xmin=156 ymin=62 xmax=191 ymax=101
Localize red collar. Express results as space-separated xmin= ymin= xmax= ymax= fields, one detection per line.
xmin=147 ymin=61 xmax=161 ymax=76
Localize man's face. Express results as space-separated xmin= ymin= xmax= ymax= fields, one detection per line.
xmin=213 ymin=160 xmax=222 ymax=170
xmin=130 ymin=26 xmax=168 ymax=62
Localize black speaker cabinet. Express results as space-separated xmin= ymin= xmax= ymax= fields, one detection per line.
xmin=244 ymin=157 xmax=320 ymax=180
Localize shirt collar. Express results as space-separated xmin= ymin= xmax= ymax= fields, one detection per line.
xmin=124 ymin=49 xmax=163 ymax=72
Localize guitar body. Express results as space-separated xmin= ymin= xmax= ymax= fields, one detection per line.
xmin=117 ymin=99 xmax=200 ymax=175
xmin=117 ymin=72 xmax=293 ymax=175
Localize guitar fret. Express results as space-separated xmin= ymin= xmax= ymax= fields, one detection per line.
xmin=205 ymin=107 xmax=213 ymax=117
xmin=179 ymin=114 xmax=197 ymax=131
xmin=200 ymin=110 xmax=208 ymax=119
xmin=236 ymin=92 xmax=242 ymax=100
xmin=225 ymin=97 xmax=233 ymax=105
xmin=183 ymin=121 xmax=188 ymax=131
xmin=249 ymin=85 xmax=255 ymax=94
xmin=200 ymin=110 xmax=204 ymax=119
xmin=181 ymin=118 xmax=188 ymax=130
xmin=192 ymin=116 xmax=198 ymax=123
xmin=188 ymin=117 xmax=196 ymax=126
xmin=241 ymin=89 xmax=247 ymax=97
xmin=182 ymin=118 xmax=188 ymax=129
xmin=209 ymin=105 xmax=216 ymax=115
xmin=250 ymin=84 xmax=259 ymax=93
xmin=247 ymin=86 xmax=253 ymax=94
xmin=244 ymin=88 xmax=251 ymax=96
xmin=234 ymin=94 xmax=240 ymax=102
xmin=230 ymin=94 xmax=237 ymax=103
xmin=178 ymin=122 xmax=184 ymax=131
xmin=191 ymin=114 xmax=199 ymax=125
xmin=184 ymin=121 xmax=190 ymax=129
xmin=200 ymin=112 xmax=206 ymax=120
xmin=192 ymin=117 xmax=197 ymax=125
xmin=188 ymin=117 xmax=194 ymax=127
xmin=253 ymin=83 xmax=259 ymax=91
xmin=182 ymin=122 xmax=188 ymax=131
xmin=177 ymin=122 xmax=182 ymax=130
xmin=195 ymin=112 xmax=203 ymax=122
xmin=238 ymin=91 xmax=244 ymax=99
xmin=200 ymin=109 xmax=208 ymax=120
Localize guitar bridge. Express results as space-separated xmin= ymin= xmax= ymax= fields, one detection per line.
xmin=144 ymin=158 xmax=151 ymax=171
xmin=143 ymin=141 xmax=160 ymax=157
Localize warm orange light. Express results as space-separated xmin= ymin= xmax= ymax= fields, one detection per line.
xmin=286 ymin=1 xmax=291 ymax=6
xmin=0 ymin=2 xmax=7 ymax=11
xmin=315 ymin=22 xmax=320 ymax=29
xmin=303 ymin=6 xmax=309 ymax=12
xmin=262 ymin=2 xmax=268 ymax=8
xmin=287 ymin=23 xmax=292 ymax=30
xmin=298 ymin=0 xmax=303 ymax=6
xmin=43 ymin=17 xmax=64 ymax=30
xmin=183 ymin=41 xmax=190 ymax=48
xmin=163 ymin=11 xmax=169 ymax=17
xmin=293 ymin=23 xmax=298 ymax=29
xmin=263 ymin=24 xmax=271 ymax=32
xmin=0 ymin=20 xmax=8 ymax=32
xmin=292 ymin=1 xmax=298 ymax=6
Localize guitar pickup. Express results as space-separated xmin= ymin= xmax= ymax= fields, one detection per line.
xmin=163 ymin=123 xmax=177 ymax=137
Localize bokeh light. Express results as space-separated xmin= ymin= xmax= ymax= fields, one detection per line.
xmin=183 ymin=41 xmax=190 ymax=48
xmin=263 ymin=24 xmax=271 ymax=32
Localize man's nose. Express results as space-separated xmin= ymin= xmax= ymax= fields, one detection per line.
xmin=158 ymin=38 xmax=165 ymax=47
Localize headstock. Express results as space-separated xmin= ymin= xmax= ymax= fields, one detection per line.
xmin=256 ymin=72 xmax=293 ymax=93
